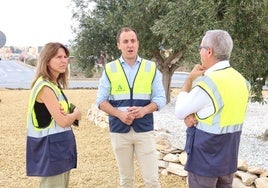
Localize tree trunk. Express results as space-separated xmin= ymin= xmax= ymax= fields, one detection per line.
xmin=161 ymin=70 xmax=172 ymax=104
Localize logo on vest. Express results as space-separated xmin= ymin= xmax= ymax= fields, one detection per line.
xmin=116 ymin=84 xmax=125 ymax=92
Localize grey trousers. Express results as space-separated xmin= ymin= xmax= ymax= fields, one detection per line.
xmin=188 ymin=172 xmax=234 ymax=188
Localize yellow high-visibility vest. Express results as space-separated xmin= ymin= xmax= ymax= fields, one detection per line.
xmin=195 ymin=67 xmax=250 ymax=134
xmin=105 ymin=59 xmax=156 ymax=101
xmin=27 ymin=77 xmax=70 ymax=136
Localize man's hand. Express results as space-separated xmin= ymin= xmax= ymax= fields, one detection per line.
xmin=189 ymin=64 xmax=206 ymax=81
xmin=184 ymin=114 xmax=197 ymax=127
xmin=127 ymin=106 xmax=146 ymax=119
xmin=118 ymin=111 xmax=135 ymax=125
xmin=182 ymin=64 xmax=205 ymax=92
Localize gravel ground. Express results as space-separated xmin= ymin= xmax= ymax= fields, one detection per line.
xmin=154 ymin=96 xmax=268 ymax=171
xmin=0 ymin=90 xmax=188 ymax=188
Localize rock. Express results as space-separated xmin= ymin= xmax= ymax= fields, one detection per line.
xmin=157 ymin=151 xmax=165 ymax=160
xmin=178 ymin=151 xmax=187 ymax=166
xmin=160 ymin=169 xmax=169 ymax=176
xmin=238 ymin=160 xmax=249 ymax=171
xmin=254 ymin=177 xmax=268 ymax=188
xmin=236 ymin=171 xmax=258 ymax=186
xmin=163 ymin=153 xmax=180 ymax=163
xmin=158 ymin=160 xmax=169 ymax=168
xmin=260 ymin=171 xmax=268 ymax=178
xmin=166 ymin=162 xmax=187 ymax=177
xmin=247 ymin=166 xmax=266 ymax=175
xmin=232 ymin=177 xmax=255 ymax=188
xmin=155 ymin=136 xmax=172 ymax=152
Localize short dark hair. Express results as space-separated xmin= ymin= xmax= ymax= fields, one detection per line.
xmin=116 ymin=27 xmax=138 ymax=42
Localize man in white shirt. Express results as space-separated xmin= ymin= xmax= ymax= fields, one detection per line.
xmin=175 ymin=30 xmax=250 ymax=188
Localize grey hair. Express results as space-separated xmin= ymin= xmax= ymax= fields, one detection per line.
xmin=202 ymin=30 xmax=233 ymax=61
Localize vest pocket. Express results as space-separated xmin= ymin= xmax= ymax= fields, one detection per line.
xmin=48 ymin=131 xmax=76 ymax=162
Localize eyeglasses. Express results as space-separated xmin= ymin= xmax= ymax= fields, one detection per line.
xmin=198 ymin=46 xmax=209 ymax=50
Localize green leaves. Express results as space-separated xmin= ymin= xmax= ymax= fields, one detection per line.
xmin=70 ymin=0 xmax=267 ymax=103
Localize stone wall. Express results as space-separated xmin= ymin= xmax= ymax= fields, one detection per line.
xmin=87 ymin=105 xmax=268 ymax=188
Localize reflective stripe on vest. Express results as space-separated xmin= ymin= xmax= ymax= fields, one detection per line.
xmin=105 ymin=59 xmax=156 ymax=103
xmin=195 ymin=67 xmax=250 ymax=134
xmin=27 ymin=77 xmax=71 ymax=138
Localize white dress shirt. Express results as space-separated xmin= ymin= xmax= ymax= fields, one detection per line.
xmin=174 ymin=61 xmax=230 ymax=120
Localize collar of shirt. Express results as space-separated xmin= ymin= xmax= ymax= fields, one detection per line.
xmin=119 ymin=56 xmax=142 ymax=65
xmin=118 ymin=56 xmax=142 ymax=87
xmin=204 ymin=60 xmax=230 ymax=75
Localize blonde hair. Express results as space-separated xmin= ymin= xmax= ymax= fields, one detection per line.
xmin=31 ymin=42 xmax=70 ymax=89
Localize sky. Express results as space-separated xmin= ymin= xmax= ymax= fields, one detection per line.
xmin=0 ymin=0 xmax=76 ymax=47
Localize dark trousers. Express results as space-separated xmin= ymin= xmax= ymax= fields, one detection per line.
xmin=188 ymin=172 xmax=234 ymax=188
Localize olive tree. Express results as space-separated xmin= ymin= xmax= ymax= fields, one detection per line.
xmin=70 ymin=0 xmax=267 ymax=103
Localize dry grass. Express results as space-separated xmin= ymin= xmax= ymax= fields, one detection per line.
xmin=0 ymin=89 xmax=187 ymax=188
